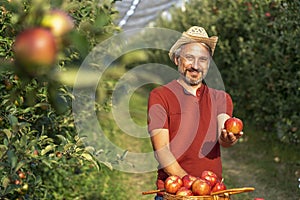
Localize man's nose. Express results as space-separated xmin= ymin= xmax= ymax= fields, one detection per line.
xmin=192 ymin=60 xmax=202 ymax=69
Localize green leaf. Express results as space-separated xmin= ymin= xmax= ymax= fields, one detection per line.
xmin=81 ymin=153 xmax=94 ymax=162
xmin=1 ymin=129 xmax=12 ymax=140
xmin=99 ymin=161 xmax=113 ymax=171
xmin=94 ymin=13 xmax=109 ymax=29
xmin=7 ymin=149 xmax=17 ymax=170
xmin=8 ymin=115 xmax=18 ymax=130
xmin=18 ymin=122 xmax=31 ymax=128
xmin=0 ymin=145 xmax=8 ymax=158
xmin=76 ymin=137 xmax=86 ymax=146
xmin=84 ymin=146 xmax=95 ymax=154
xmin=20 ymin=134 xmax=28 ymax=147
xmin=41 ymin=145 xmax=56 ymax=156
xmin=1 ymin=176 xmax=10 ymax=189
xmin=34 ymin=102 xmax=49 ymax=109
xmin=14 ymin=160 xmax=26 ymax=173
xmin=69 ymin=31 xmax=89 ymax=58
xmin=41 ymin=159 xmax=52 ymax=169
xmin=34 ymin=175 xmax=42 ymax=185
xmin=56 ymin=134 xmax=67 ymax=142
xmin=64 ymin=143 xmax=74 ymax=151
xmin=3 ymin=138 xmax=9 ymax=146
xmin=81 ymin=152 xmax=101 ymax=171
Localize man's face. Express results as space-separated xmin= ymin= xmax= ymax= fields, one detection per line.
xmin=175 ymin=43 xmax=211 ymax=86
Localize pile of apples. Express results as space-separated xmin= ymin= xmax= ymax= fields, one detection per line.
xmin=164 ymin=170 xmax=226 ymax=196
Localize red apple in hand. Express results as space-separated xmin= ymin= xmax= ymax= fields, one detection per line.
xmin=211 ymin=179 xmax=227 ymax=193
xmin=164 ymin=175 xmax=183 ymax=194
xmin=201 ymin=170 xmax=218 ymax=188
xmin=176 ymin=187 xmax=193 ymax=196
xmin=191 ymin=178 xmax=211 ymax=196
xmin=224 ymin=117 xmax=243 ymax=134
xmin=182 ymin=174 xmax=198 ymax=189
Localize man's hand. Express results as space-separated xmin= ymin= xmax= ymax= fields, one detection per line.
xmin=219 ymin=128 xmax=243 ymax=147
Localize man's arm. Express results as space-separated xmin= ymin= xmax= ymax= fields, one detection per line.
xmin=150 ymin=128 xmax=187 ymax=178
xmin=217 ymin=113 xmax=243 ymax=148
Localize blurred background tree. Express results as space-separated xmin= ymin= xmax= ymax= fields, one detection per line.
xmin=154 ymin=0 xmax=300 ymax=145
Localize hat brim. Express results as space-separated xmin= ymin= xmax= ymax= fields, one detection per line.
xmin=168 ymin=33 xmax=218 ymax=62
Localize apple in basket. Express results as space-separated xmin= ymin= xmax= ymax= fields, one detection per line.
xmin=182 ymin=174 xmax=198 ymax=189
xmin=176 ymin=187 xmax=193 ymax=196
xmin=224 ymin=117 xmax=243 ymax=134
xmin=211 ymin=179 xmax=227 ymax=193
xmin=164 ymin=175 xmax=183 ymax=194
xmin=201 ymin=170 xmax=218 ymax=187
xmin=191 ymin=178 xmax=211 ymax=196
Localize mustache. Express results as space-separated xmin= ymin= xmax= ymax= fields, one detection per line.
xmin=185 ymin=67 xmax=202 ymax=73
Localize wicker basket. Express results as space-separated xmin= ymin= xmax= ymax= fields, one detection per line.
xmin=163 ymin=193 xmax=228 ymax=200
xmin=163 ymin=187 xmax=255 ymax=200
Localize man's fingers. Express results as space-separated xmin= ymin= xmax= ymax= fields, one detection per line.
xmin=235 ymin=131 xmax=244 ymax=139
xmin=228 ymin=132 xmax=236 ymax=142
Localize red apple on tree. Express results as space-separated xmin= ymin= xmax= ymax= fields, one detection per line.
xmin=201 ymin=170 xmax=218 ymax=188
xmin=182 ymin=174 xmax=198 ymax=189
xmin=13 ymin=27 xmax=57 ymax=76
xmin=191 ymin=178 xmax=211 ymax=196
xmin=211 ymin=179 xmax=227 ymax=193
xmin=176 ymin=187 xmax=193 ymax=196
xmin=41 ymin=9 xmax=74 ymax=37
xmin=224 ymin=117 xmax=243 ymax=134
xmin=18 ymin=171 xmax=26 ymax=179
xmin=164 ymin=175 xmax=183 ymax=194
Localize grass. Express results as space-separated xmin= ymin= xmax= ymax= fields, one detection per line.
xmin=221 ymin=126 xmax=300 ymax=200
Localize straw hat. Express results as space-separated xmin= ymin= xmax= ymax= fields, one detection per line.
xmin=169 ymin=26 xmax=218 ymax=62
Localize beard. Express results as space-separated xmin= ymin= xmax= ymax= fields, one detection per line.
xmin=180 ymin=68 xmax=205 ymax=86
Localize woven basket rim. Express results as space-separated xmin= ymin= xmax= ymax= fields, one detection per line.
xmin=162 ymin=187 xmax=255 ymax=200
xmin=163 ymin=192 xmax=224 ymax=200
xmin=165 ymin=193 xmax=212 ymax=197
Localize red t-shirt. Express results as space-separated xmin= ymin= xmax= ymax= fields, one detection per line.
xmin=148 ymin=80 xmax=233 ymax=182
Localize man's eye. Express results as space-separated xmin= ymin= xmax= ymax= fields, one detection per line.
xmin=185 ymin=56 xmax=194 ymax=61
xmin=199 ymin=57 xmax=208 ymax=62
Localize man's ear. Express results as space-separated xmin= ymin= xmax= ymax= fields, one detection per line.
xmin=174 ymin=57 xmax=179 ymax=65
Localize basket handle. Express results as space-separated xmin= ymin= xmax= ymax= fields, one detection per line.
xmin=211 ymin=187 xmax=255 ymax=196
xmin=142 ymin=189 xmax=165 ymax=195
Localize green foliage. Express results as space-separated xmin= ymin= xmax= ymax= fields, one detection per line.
xmin=0 ymin=0 xmax=121 ymax=199
xmin=155 ymin=0 xmax=300 ymax=145
xmin=0 ymin=72 xmax=98 ymax=199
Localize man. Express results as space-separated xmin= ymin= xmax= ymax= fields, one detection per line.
xmin=147 ymin=26 xmax=243 ymax=199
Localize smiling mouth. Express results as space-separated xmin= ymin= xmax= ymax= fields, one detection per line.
xmin=186 ymin=67 xmax=202 ymax=73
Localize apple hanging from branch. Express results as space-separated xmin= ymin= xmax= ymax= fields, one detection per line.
xmin=41 ymin=9 xmax=74 ymax=37
xmin=13 ymin=27 xmax=57 ymax=76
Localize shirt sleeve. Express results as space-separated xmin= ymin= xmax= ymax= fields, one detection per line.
xmin=216 ymin=91 xmax=233 ymax=117
xmin=147 ymin=90 xmax=169 ymax=132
